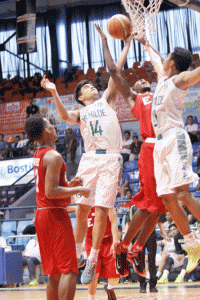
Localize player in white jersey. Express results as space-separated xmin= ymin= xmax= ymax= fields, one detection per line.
xmin=144 ymin=42 xmax=200 ymax=273
xmin=41 ymin=32 xmax=133 ymax=284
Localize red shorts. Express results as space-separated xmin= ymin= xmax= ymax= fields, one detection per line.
xmin=35 ymin=208 xmax=78 ymax=276
xmin=131 ymin=141 xmax=167 ymax=214
xmin=85 ymin=236 xmax=120 ymax=279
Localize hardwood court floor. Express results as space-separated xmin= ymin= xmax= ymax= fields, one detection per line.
xmin=1 ymin=283 xmax=200 ymax=299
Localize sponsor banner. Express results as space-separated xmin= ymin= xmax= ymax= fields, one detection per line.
xmin=0 ymin=101 xmax=29 ymax=135
xmin=0 ymin=157 xmax=34 ymax=186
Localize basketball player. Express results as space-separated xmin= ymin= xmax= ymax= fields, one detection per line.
xmin=86 ymin=207 xmax=120 ymax=300
xmin=41 ymin=33 xmax=133 ymax=284
xmin=25 ymin=115 xmax=90 ymax=300
xmin=95 ymin=23 xmax=167 ymax=287
xmin=144 ymin=42 xmax=200 ymax=273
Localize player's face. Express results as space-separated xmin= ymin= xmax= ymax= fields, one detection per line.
xmin=134 ymin=79 xmax=150 ymax=93
xmin=169 ymin=226 xmax=178 ymax=237
xmin=79 ymin=84 xmax=99 ymax=102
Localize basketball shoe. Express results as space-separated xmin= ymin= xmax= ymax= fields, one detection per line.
xmin=157 ymin=276 xmax=168 ymax=284
xmin=81 ymin=259 xmax=97 ymax=284
xmin=127 ymin=250 xmax=146 ymax=278
xmin=174 ymin=274 xmax=184 ymax=284
xmin=115 ymin=242 xmax=130 ymax=277
xmin=183 ymin=240 xmax=200 ymax=273
xmin=104 ymin=283 xmax=117 ymax=300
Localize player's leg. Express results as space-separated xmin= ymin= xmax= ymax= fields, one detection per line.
xmin=175 ymin=184 xmax=200 ymax=222
xmin=58 ymin=271 xmax=77 ymax=300
xmin=146 ymin=230 xmax=158 ymax=292
xmin=162 ymin=193 xmax=200 ymax=273
xmin=104 ymin=278 xmax=119 ymax=300
xmin=74 ymin=203 xmax=91 ymax=266
xmin=81 ymin=206 xmax=109 ymax=284
xmin=47 ymin=273 xmax=61 ymax=300
xmin=88 ymin=273 xmax=99 ymax=300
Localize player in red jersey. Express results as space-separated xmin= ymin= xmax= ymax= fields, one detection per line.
xmin=85 ymin=207 xmax=120 ymax=300
xmin=25 ymin=115 xmax=90 ymax=300
xmin=95 ymin=24 xmax=168 ymax=290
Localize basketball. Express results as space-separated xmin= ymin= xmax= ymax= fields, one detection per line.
xmin=107 ymin=14 xmax=132 ymax=40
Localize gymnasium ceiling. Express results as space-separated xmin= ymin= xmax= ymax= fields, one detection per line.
xmin=0 ymin=0 xmax=199 ymax=19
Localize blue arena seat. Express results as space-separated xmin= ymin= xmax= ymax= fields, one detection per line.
xmin=124 ymin=160 xmax=138 ymax=172
xmin=17 ymin=220 xmax=32 ymax=235
xmin=1 ymin=221 xmax=17 ymax=245
xmin=192 ymin=154 xmax=199 ymax=167
xmin=194 ymin=190 xmax=200 ymax=198
xmin=128 ymin=169 xmax=140 ymax=183
xmin=129 ymin=181 xmax=140 ymax=194
xmin=192 ymin=145 xmax=200 ymax=156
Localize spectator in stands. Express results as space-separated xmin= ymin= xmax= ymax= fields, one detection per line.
xmin=120 ymin=188 xmax=132 ymax=208
xmin=26 ymin=98 xmax=39 ymax=119
xmin=0 ymin=235 xmax=11 ymax=252
xmin=32 ymin=73 xmax=43 ymax=98
xmin=95 ymin=70 xmax=102 ymax=91
xmin=118 ymin=165 xmax=130 ymax=199
xmin=129 ymin=135 xmax=143 ymax=161
xmin=121 ymin=130 xmax=132 ymax=165
xmin=0 ymin=133 xmax=8 ymax=160
xmin=12 ymin=135 xmax=20 ymax=157
xmin=22 ymin=237 xmax=41 ymax=286
xmin=64 ymin=127 xmax=78 ymax=164
xmin=44 ymin=70 xmax=54 ymax=81
xmin=185 ymin=115 xmax=199 ymax=144
xmin=158 ymin=224 xmax=187 ymax=284
xmin=162 ymin=211 xmax=175 ymax=237
xmin=63 ymin=63 xmax=76 ymax=86
xmin=16 ymin=131 xmax=29 ymax=156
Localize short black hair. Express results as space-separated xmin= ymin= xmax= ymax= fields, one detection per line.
xmin=25 ymin=115 xmax=47 ymax=141
xmin=169 ymin=223 xmax=177 ymax=230
xmin=187 ymin=115 xmax=193 ymax=119
xmin=124 ymin=130 xmax=130 ymax=136
xmin=133 ymin=135 xmax=138 ymax=139
xmin=74 ymin=80 xmax=90 ymax=105
xmin=170 ymin=47 xmax=192 ymax=72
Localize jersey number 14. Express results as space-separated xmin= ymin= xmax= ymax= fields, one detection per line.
xmin=89 ymin=120 xmax=103 ymax=136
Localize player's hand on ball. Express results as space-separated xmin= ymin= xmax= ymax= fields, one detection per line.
xmin=123 ymin=32 xmax=134 ymax=44
xmin=41 ymin=75 xmax=56 ymax=92
xmin=80 ymin=187 xmax=90 ymax=198
xmin=69 ymin=176 xmax=83 ymax=187
xmin=94 ymin=23 xmax=107 ymax=41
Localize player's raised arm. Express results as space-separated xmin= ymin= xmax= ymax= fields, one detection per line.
xmin=174 ymin=66 xmax=200 ymax=90
xmin=44 ymin=150 xmax=90 ymax=199
xmin=143 ymin=40 xmax=165 ymax=81
xmin=41 ymin=75 xmax=80 ymax=125
xmin=94 ymin=23 xmax=136 ymax=110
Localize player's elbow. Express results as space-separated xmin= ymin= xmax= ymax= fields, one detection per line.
xmin=45 ymin=188 xmax=56 ymax=199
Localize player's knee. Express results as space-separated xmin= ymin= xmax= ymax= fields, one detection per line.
xmin=176 ymin=190 xmax=190 ymax=205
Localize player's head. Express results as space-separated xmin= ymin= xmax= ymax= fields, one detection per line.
xmin=164 ymin=47 xmax=192 ymax=73
xmin=74 ymin=80 xmax=99 ymax=105
xmin=169 ymin=223 xmax=178 ymax=237
xmin=187 ymin=115 xmax=194 ymax=125
xmin=133 ymin=79 xmax=151 ymax=94
xmin=25 ymin=115 xmax=57 ymax=143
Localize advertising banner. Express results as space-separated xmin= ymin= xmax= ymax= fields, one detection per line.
xmin=0 ymin=157 xmax=34 ymax=187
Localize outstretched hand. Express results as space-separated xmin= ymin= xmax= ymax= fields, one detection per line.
xmin=41 ymin=75 xmax=56 ymax=92
xmin=94 ymin=23 xmax=107 ymax=40
xmin=143 ymin=40 xmax=150 ymax=52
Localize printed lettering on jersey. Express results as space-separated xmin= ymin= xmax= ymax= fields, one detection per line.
xmin=142 ymin=96 xmax=152 ymax=106
xmin=82 ymin=109 xmax=107 ymax=123
xmin=88 ymin=212 xmax=95 ymax=228
xmin=153 ymin=95 xmax=164 ymax=106
xmin=33 ymin=157 xmax=40 ymax=167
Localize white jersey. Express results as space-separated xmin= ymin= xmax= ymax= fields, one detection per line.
xmin=151 ymin=76 xmax=188 ymax=137
xmin=80 ymin=97 xmax=122 ymax=152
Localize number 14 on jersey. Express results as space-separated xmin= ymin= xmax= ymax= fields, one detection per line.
xmin=89 ymin=120 xmax=103 ymax=136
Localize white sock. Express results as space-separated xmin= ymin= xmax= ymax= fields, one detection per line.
xmin=163 ymin=270 xmax=169 ymax=278
xmin=107 ymin=283 xmax=115 ymax=290
xmin=156 ymin=271 xmax=162 ymax=278
xmin=76 ymin=243 xmax=82 ymax=259
xmin=88 ymin=248 xmax=99 ymax=263
xmin=146 ymin=271 xmax=150 ymax=280
xmin=88 ymin=294 xmax=95 ymax=300
xmin=180 ymin=269 xmax=187 ymax=278
xmin=184 ymin=232 xmax=197 ymax=247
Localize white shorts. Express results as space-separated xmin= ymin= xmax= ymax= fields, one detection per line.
xmin=154 ymin=128 xmax=199 ymax=196
xmin=156 ymin=253 xmax=184 ymax=269
xmin=74 ymin=150 xmax=122 ymax=208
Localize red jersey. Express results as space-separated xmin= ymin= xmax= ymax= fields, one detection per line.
xmin=33 ymin=146 xmax=71 ymax=208
xmin=87 ymin=207 xmax=112 ymax=239
xmin=131 ymin=92 xmax=155 ymax=140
